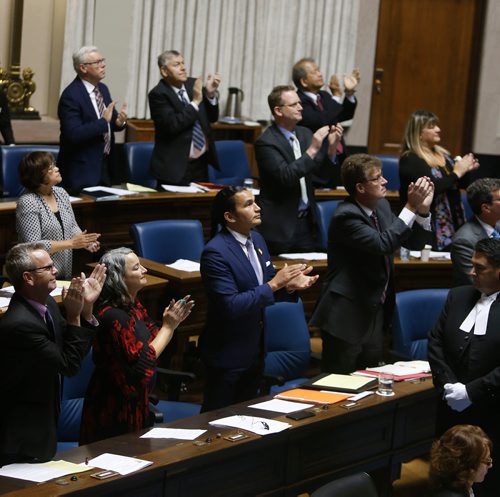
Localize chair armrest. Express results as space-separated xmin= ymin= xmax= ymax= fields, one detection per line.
xmin=156 ymin=367 xmax=196 ymax=401
xmin=260 ymin=373 xmax=285 ymax=396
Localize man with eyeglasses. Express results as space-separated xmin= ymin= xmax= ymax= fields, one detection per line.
xmin=0 ymin=242 xmax=106 ymax=465
xmin=255 ymin=85 xmax=342 ymax=255
xmin=57 ymin=46 xmax=127 ymax=194
xmin=148 ymin=50 xmax=221 ymax=186
xmin=451 ymin=178 xmax=500 ymax=286
xmin=311 ymin=154 xmax=434 ymax=374
xmin=429 ymin=237 xmax=500 ymax=497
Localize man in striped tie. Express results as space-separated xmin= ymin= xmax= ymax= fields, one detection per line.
xmin=149 ymin=50 xmax=221 ymax=186
xmin=58 ymin=46 xmax=127 ymax=194
xmin=451 ymin=178 xmax=500 ymax=286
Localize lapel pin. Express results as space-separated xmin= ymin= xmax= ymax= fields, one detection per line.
xmin=257 ymin=248 xmax=263 ymax=255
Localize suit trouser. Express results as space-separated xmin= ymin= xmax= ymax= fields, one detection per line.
xmin=321 ymin=305 xmax=384 ymax=374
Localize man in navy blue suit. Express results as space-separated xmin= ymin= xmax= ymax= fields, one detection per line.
xmin=199 ymin=187 xmax=319 ymax=411
xmin=58 ymin=46 xmax=127 ymax=194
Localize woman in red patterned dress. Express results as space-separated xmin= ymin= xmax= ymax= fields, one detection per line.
xmin=79 ymin=247 xmax=194 ymax=444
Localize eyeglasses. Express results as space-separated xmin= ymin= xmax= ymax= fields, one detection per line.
xmin=364 ymin=174 xmax=385 ymax=183
xmin=83 ymin=58 xmax=106 ymax=67
xmin=278 ymin=101 xmax=301 ymax=108
xmin=27 ymin=263 xmax=56 ymax=273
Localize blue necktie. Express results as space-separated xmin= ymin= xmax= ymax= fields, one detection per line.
xmin=491 ymin=229 xmax=500 ymax=239
xmin=178 ymin=89 xmax=206 ymax=152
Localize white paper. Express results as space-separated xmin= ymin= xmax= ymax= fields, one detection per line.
xmin=166 ymin=259 xmax=200 ymax=272
xmin=87 ymin=453 xmax=152 ymax=476
xmin=140 ymin=428 xmax=206 ymax=440
xmin=0 ymin=460 xmax=90 ymax=483
xmin=248 ymin=399 xmax=314 ymax=413
xmin=0 ymin=296 xmax=10 ymax=308
xmin=161 ymin=184 xmax=205 ymax=193
xmin=409 ymin=250 xmax=451 ymax=260
xmin=1 ymin=285 xmax=62 ymax=297
xmin=366 ymin=361 xmax=431 ymax=376
xmin=278 ymin=252 xmax=327 ymax=261
xmin=348 ymin=391 xmax=375 ymax=402
xmin=82 ymin=186 xmax=138 ymax=196
xmin=209 ymin=415 xmax=291 ymax=435
xmin=69 ymin=196 xmax=83 ymax=202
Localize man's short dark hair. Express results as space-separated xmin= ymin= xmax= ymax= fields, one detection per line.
xmin=475 ymin=238 xmax=500 ymax=268
xmin=210 ymin=186 xmax=244 ymax=237
xmin=341 ymin=154 xmax=382 ymax=196
xmin=466 ymin=178 xmax=500 ymax=215
xmin=292 ymin=58 xmax=315 ymax=88
xmin=267 ymin=85 xmax=295 ymax=115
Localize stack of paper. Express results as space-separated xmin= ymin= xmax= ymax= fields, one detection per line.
xmin=353 ymin=361 xmax=432 ymax=381
xmin=87 ymin=453 xmax=153 ymax=476
xmin=304 ymin=373 xmax=377 ymax=393
xmin=165 ymin=259 xmax=200 ymax=272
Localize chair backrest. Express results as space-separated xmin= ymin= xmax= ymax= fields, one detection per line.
xmin=123 ymin=141 xmax=156 ymax=188
xmin=208 ymin=140 xmax=251 ymax=186
xmin=264 ymin=300 xmax=311 ymax=383
xmin=311 ymin=472 xmax=378 ymax=497
xmin=130 ymin=219 xmax=205 ymax=264
xmin=374 ymin=154 xmax=400 ymax=191
xmin=315 ymin=200 xmax=341 ymax=251
xmin=1 ymin=145 xmax=59 ymax=197
xmin=461 ymin=190 xmax=474 ymax=221
xmin=57 ymin=350 xmax=94 ymax=447
xmin=392 ymin=288 xmax=449 ymax=360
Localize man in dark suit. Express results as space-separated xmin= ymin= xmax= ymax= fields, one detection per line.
xmin=255 ymin=85 xmax=342 ymax=254
xmin=58 ymin=46 xmax=127 ymax=194
xmin=148 ymin=50 xmax=221 ymax=186
xmin=0 ymin=242 xmax=106 ymax=465
xmin=311 ymin=154 xmax=434 ymax=373
xmin=292 ymin=58 xmax=359 ymax=187
xmin=199 ymin=187 xmax=318 ymax=411
xmin=429 ymin=238 xmax=500 ymax=497
xmin=0 ymin=89 xmax=15 ymax=145
xmin=451 ymin=178 xmax=500 ymax=286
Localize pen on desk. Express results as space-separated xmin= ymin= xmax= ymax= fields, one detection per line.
xmin=85 ymin=457 xmax=89 ymax=465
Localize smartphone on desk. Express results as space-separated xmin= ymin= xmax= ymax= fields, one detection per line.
xmin=286 ymin=410 xmax=316 ymax=421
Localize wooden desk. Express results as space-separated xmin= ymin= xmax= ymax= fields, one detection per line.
xmin=0 ymin=379 xmax=437 ymax=497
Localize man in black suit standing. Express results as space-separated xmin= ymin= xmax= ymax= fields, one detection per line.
xmin=429 ymin=238 xmax=500 ymax=497
xmin=148 ymin=50 xmax=221 ymax=186
xmin=255 ymin=85 xmax=342 ymax=255
xmin=0 ymin=89 xmax=15 ymax=145
xmin=311 ymin=154 xmax=434 ymax=373
xmin=293 ymin=58 xmax=359 ymax=187
xmin=451 ymin=178 xmax=500 ymax=286
xmin=0 ymin=242 xmax=106 ymax=464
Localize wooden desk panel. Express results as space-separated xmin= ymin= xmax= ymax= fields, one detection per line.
xmin=0 ymin=379 xmax=437 ymax=497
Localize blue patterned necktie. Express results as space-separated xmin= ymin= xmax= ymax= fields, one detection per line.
xmin=178 ymin=89 xmax=206 ymax=152
xmin=491 ymin=229 xmax=500 ymax=239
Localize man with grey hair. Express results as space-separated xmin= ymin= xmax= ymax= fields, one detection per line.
xmin=0 ymin=242 xmax=106 ymax=464
xmin=57 ymin=45 xmax=127 ymax=194
xmin=148 ymin=50 xmax=221 ymax=186
xmin=451 ymin=178 xmax=500 ymax=286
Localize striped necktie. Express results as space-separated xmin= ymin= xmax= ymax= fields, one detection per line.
xmin=94 ymin=87 xmax=111 ymax=155
xmin=179 ymin=89 xmax=206 ymax=152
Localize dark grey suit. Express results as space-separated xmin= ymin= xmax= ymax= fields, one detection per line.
xmin=451 ymin=218 xmax=498 ymax=286
xmin=311 ymin=197 xmax=431 ymax=372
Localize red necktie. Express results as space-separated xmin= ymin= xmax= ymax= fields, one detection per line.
xmin=316 ymin=94 xmax=324 ymax=112
xmin=94 ymin=87 xmax=111 ymax=155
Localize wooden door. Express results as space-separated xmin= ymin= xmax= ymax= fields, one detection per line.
xmin=368 ymin=0 xmax=486 ymax=156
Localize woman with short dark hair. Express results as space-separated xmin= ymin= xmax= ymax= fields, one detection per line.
xmin=16 ymin=151 xmax=100 ymax=278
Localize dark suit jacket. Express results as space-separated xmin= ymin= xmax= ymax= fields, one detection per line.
xmin=57 ymin=77 xmax=122 ymax=193
xmin=148 ymin=77 xmax=219 ymax=184
xmin=199 ymin=228 xmax=290 ymax=370
xmin=255 ymin=123 xmax=329 ymax=246
xmin=0 ymin=293 xmax=92 ymax=462
xmin=297 ymin=88 xmax=357 ymax=187
xmin=0 ymin=90 xmax=14 ymax=144
xmin=311 ymin=197 xmax=431 ymax=343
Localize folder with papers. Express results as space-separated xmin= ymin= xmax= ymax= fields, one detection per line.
xmin=303 ymin=373 xmax=377 ymax=394
xmin=274 ymin=388 xmax=351 ymax=405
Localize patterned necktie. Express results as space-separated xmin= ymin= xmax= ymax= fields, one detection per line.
xmin=245 ymin=238 xmax=263 ymax=284
xmin=45 ymin=308 xmax=55 ymax=340
xmin=491 ymin=228 xmax=500 ymax=238
xmin=316 ymin=94 xmax=324 ymax=112
xmin=289 ymin=135 xmax=309 ymax=207
xmin=371 ymin=211 xmax=389 ymax=303
xmin=94 ymin=87 xmax=111 ymax=155
xmin=179 ymin=89 xmax=206 ymax=152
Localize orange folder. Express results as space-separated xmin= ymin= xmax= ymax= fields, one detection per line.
xmin=275 ymin=388 xmax=351 ymax=405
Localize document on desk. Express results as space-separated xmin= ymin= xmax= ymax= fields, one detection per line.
xmin=278 ymin=252 xmax=327 ymax=261
xmin=209 ymin=415 xmax=291 ymax=435
xmin=409 ymin=250 xmax=451 ymax=260
xmin=248 ymin=399 xmax=314 ymax=413
xmin=161 ymin=184 xmax=205 ymax=193
xmin=83 ymin=186 xmax=139 ymax=197
xmin=0 ymin=460 xmax=90 ymax=483
xmin=166 ymin=259 xmax=201 ymax=272
xmin=87 ymin=453 xmax=153 ymax=475
xmin=140 ymin=428 xmax=206 ymax=440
